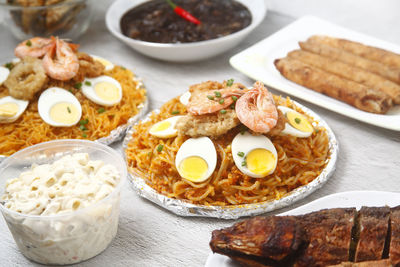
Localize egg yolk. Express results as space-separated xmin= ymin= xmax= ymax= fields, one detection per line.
xmin=151 ymin=121 xmax=171 ymax=132
xmin=179 ymin=156 xmax=208 ymax=182
xmin=247 ymin=149 xmax=276 ymax=176
xmin=286 ymin=111 xmax=313 ymax=133
xmin=0 ymin=103 xmax=18 ymax=117
xmin=50 ymin=102 xmax=79 ymax=124
xmin=94 ymin=82 xmax=120 ymax=102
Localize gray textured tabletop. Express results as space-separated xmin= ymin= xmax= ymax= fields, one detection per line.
xmin=1 ymin=0 xmax=400 ymax=266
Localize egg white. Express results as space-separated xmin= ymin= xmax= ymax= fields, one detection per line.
xmin=231 ymin=132 xmax=278 ymax=178
xmin=82 ymin=76 xmax=122 ymax=106
xmin=0 ymin=66 xmax=10 ymax=86
xmin=149 ymin=116 xmax=183 ymax=138
xmin=0 ymin=96 xmax=28 ymax=123
xmin=91 ymin=55 xmax=114 ymax=71
xmin=278 ymin=106 xmax=313 ymax=138
xmin=38 ymin=87 xmax=82 ymax=127
xmin=175 ymin=137 xmax=217 ymax=183
xmin=179 ymin=91 xmax=191 ymax=106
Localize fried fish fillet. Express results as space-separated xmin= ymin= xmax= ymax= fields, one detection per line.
xmin=307 ymin=35 xmax=400 ymax=69
xmin=328 ymin=259 xmax=393 ymax=267
xmin=288 ymin=49 xmax=400 ymax=104
xmin=274 ymin=57 xmax=392 ymax=114
xmin=299 ymin=40 xmax=400 ymax=85
xmin=389 ymin=206 xmax=400 ymax=265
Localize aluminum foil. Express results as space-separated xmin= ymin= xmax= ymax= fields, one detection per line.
xmin=123 ymin=101 xmax=338 ymax=219
xmin=0 ymin=76 xmax=148 ymax=163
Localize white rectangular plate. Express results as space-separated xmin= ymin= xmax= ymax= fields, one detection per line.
xmin=230 ymin=15 xmax=400 ymax=131
xmin=205 ymin=190 xmax=400 ymax=267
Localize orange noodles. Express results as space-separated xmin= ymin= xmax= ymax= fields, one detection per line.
xmin=0 ymin=66 xmax=146 ymax=156
xmin=126 ymin=96 xmax=330 ymax=206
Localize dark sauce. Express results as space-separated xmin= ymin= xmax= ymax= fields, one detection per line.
xmin=120 ymin=0 xmax=252 ymax=43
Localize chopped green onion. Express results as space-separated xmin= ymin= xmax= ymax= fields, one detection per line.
xmin=67 ymin=107 xmax=71 ymax=113
xmin=219 ymin=99 xmax=224 ymax=104
xmin=156 ymin=144 xmax=164 ymax=152
xmin=231 ymin=96 xmax=238 ymax=101
xmin=82 ymin=133 xmax=87 ymax=138
xmin=207 ymin=95 xmax=214 ymax=100
xmin=241 ymin=161 xmax=247 ymax=167
xmin=171 ymin=110 xmax=180 ymax=115
xmin=220 ymin=109 xmax=227 ymax=114
xmin=74 ymin=82 xmax=82 ymax=89
xmin=237 ymin=152 xmax=245 ymax=157
xmin=226 ymin=78 xmax=234 ymax=87
xmin=26 ymin=40 xmax=32 ymax=47
xmin=84 ymin=81 xmax=91 ymax=86
xmin=97 ymin=107 xmax=106 ymax=113
xmin=214 ymin=91 xmax=221 ymax=98
xmin=121 ymin=66 xmax=126 ymax=70
xmin=315 ymin=129 xmax=319 ymax=133
xmin=295 ymin=118 xmax=301 ymax=124
xmin=79 ymin=125 xmax=88 ymax=131
xmin=79 ymin=119 xmax=89 ymax=125
xmin=5 ymin=62 xmax=13 ymax=70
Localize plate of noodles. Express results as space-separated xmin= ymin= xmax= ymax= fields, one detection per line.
xmin=124 ymin=80 xmax=337 ymax=219
xmin=0 ymin=37 xmax=148 ymax=161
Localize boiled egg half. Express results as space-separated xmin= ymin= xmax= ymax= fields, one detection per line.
xmin=149 ymin=116 xmax=183 ymax=138
xmin=179 ymin=91 xmax=191 ymax=106
xmin=0 ymin=96 xmax=28 ymax=123
xmin=38 ymin=87 xmax=82 ymax=127
xmin=82 ymin=76 xmax=122 ymax=106
xmin=0 ymin=66 xmax=10 ymax=85
xmin=92 ymin=55 xmax=114 ymax=71
xmin=232 ymin=132 xmax=278 ymax=178
xmin=278 ymin=106 xmax=314 ymax=138
xmin=175 ymin=137 xmax=217 ymax=183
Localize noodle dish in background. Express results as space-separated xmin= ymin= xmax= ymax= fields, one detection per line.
xmin=0 ymin=36 xmax=147 ymax=158
xmin=124 ymin=79 xmax=338 ymax=218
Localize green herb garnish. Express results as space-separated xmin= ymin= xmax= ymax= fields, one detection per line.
xmin=84 ymin=81 xmax=91 ymax=86
xmin=156 ymin=144 xmax=164 ymax=152
xmin=79 ymin=119 xmax=89 ymax=125
xmin=171 ymin=110 xmax=180 ymax=115
xmin=214 ymin=91 xmax=221 ymax=98
xmin=97 ymin=107 xmax=105 ymax=114
xmin=74 ymin=82 xmax=82 ymax=89
xmin=82 ymin=133 xmax=87 ymax=138
xmin=226 ymin=78 xmax=234 ymax=87
xmin=79 ymin=125 xmax=88 ymax=131
xmin=219 ymin=99 xmax=224 ymax=104
xmin=26 ymin=40 xmax=32 ymax=47
xmin=295 ymin=118 xmax=301 ymax=124
xmin=231 ymin=96 xmax=238 ymax=101
xmin=241 ymin=160 xmax=247 ymax=167
xmin=5 ymin=62 xmax=13 ymax=70
xmin=207 ymin=95 xmax=214 ymax=100
xmin=237 ymin=152 xmax=245 ymax=157
xmin=67 ymin=107 xmax=71 ymax=113
xmin=220 ymin=109 xmax=227 ymax=114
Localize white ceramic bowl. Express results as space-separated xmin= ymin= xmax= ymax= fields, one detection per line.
xmin=0 ymin=140 xmax=127 ymax=265
xmin=106 ymin=0 xmax=267 ymax=62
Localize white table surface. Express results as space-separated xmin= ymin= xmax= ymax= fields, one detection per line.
xmin=1 ymin=0 xmax=400 ymax=266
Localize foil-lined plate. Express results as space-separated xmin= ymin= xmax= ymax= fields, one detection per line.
xmin=123 ymin=100 xmax=338 ymax=219
xmin=0 ymin=75 xmax=148 ymax=163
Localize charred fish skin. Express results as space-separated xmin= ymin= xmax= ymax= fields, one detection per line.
xmin=210 ymin=216 xmax=307 ymax=266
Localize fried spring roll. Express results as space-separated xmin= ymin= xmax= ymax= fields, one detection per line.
xmin=299 ymin=40 xmax=400 ymax=84
xmin=274 ymin=57 xmax=392 ymax=114
xmin=307 ymin=35 xmax=400 ymax=69
xmin=288 ymin=49 xmax=400 ymax=104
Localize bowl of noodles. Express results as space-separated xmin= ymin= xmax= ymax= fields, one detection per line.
xmin=124 ymin=80 xmax=338 ymax=219
xmin=0 ymin=36 xmax=147 ymax=161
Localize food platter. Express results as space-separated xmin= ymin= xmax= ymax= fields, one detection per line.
xmin=123 ymin=98 xmax=338 ymax=219
xmin=229 ymin=15 xmax=400 ymax=131
xmin=205 ymin=190 xmax=400 ymax=267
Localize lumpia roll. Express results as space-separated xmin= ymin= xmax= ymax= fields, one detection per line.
xmin=288 ymin=49 xmax=400 ymax=104
xmin=274 ymin=57 xmax=392 ymax=114
xmin=299 ymin=40 xmax=400 ymax=85
xmin=307 ymin=35 xmax=400 ymax=69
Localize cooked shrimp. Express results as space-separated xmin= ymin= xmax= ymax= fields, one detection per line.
xmin=42 ymin=37 xmax=79 ymax=81
xmin=235 ymin=81 xmax=278 ymax=133
xmin=187 ymin=87 xmax=248 ymax=115
xmin=15 ymin=37 xmax=54 ymax=59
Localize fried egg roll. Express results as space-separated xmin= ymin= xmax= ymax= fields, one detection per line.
xmin=288 ymin=49 xmax=400 ymax=104
xmin=307 ymin=35 xmax=400 ymax=69
xmin=299 ymin=40 xmax=400 ymax=84
xmin=274 ymin=57 xmax=392 ymax=114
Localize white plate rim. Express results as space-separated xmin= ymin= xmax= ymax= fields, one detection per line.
xmin=205 ymin=190 xmax=400 ymax=267
xmin=229 ymin=15 xmax=400 ymax=131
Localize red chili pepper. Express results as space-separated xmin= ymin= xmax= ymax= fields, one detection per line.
xmin=166 ymin=0 xmax=201 ymax=25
